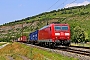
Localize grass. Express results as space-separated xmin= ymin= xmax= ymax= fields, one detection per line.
xmin=0 ymin=42 xmax=78 ymax=60
xmin=11 ymin=54 xmax=23 ymax=60
xmin=71 ymin=42 xmax=90 ymax=47
xmin=0 ymin=56 xmax=6 ymax=60
xmin=32 ymin=48 xmax=78 ymax=60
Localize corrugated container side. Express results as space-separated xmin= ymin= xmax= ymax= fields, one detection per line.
xmin=29 ymin=30 xmax=38 ymax=41
xmin=34 ymin=30 xmax=38 ymax=40
xmin=29 ymin=33 xmax=33 ymax=40
xmin=22 ymin=36 xmax=27 ymax=42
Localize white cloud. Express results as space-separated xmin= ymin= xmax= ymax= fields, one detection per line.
xmin=65 ymin=1 xmax=90 ymax=8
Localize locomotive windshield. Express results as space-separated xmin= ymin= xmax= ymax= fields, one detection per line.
xmin=55 ymin=26 xmax=68 ymax=30
xmin=55 ymin=26 xmax=61 ymax=30
xmin=62 ymin=26 xmax=68 ymax=30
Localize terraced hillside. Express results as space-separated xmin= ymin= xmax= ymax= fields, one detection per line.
xmin=0 ymin=4 xmax=90 ymax=42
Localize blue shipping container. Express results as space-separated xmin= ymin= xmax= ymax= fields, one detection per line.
xmin=29 ymin=30 xmax=38 ymax=41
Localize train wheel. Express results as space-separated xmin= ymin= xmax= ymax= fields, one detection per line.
xmin=65 ymin=43 xmax=70 ymax=46
xmin=43 ymin=42 xmax=45 ymax=47
xmin=44 ymin=42 xmax=49 ymax=48
xmin=31 ymin=41 xmax=35 ymax=45
xmin=49 ymin=43 xmax=55 ymax=49
xmin=64 ymin=40 xmax=70 ymax=46
xmin=40 ymin=42 xmax=44 ymax=47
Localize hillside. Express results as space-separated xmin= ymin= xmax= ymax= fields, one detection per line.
xmin=0 ymin=4 xmax=90 ymax=42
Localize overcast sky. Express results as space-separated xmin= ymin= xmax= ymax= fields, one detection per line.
xmin=0 ymin=0 xmax=90 ymax=25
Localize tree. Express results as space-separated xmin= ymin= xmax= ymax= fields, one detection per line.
xmin=72 ymin=26 xmax=88 ymax=43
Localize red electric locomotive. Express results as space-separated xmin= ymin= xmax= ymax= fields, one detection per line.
xmin=38 ymin=23 xmax=70 ymax=47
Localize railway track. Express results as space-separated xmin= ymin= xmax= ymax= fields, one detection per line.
xmin=25 ymin=42 xmax=90 ymax=56
xmin=70 ymin=45 xmax=90 ymax=49
xmin=22 ymin=43 xmax=90 ymax=60
xmin=56 ymin=46 xmax=90 ymax=56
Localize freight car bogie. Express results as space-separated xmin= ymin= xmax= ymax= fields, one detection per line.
xmin=30 ymin=40 xmax=37 ymax=45
xmin=39 ymin=42 xmax=45 ymax=47
xmin=48 ymin=42 xmax=56 ymax=48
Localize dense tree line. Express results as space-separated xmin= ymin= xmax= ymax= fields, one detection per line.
xmin=71 ymin=26 xmax=89 ymax=43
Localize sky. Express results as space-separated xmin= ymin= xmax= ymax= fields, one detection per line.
xmin=0 ymin=0 xmax=90 ymax=25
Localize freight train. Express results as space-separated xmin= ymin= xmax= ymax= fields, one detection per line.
xmin=29 ymin=23 xmax=71 ymax=48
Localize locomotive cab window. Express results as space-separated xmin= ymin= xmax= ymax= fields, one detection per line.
xmin=55 ymin=26 xmax=68 ymax=30
xmin=62 ymin=26 xmax=68 ymax=30
xmin=55 ymin=26 xmax=61 ymax=30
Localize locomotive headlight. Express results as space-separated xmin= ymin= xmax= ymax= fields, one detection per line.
xmin=65 ymin=33 xmax=70 ymax=36
xmin=55 ymin=33 xmax=60 ymax=36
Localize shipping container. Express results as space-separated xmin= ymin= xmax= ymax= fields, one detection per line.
xmin=18 ymin=36 xmax=27 ymax=42
xmin=29 ymin=30 xmax=38 ymax=41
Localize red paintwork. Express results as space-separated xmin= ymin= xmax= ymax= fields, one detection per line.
xmin=18 ymin=36 xmax=27 ymax=42
xmin=38 ymin=23 xmax=70 ymax=42
xmin=38 ymin=25 xmax=51 ymax=40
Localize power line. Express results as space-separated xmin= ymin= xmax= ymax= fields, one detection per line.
xmin=44 ymin=0 xmax=77 ymax=25
xmin=46 ymin=0 xmax=60 ymax=11
xmin=45 ymin=0 xmax=77 ymax=12
xmin=66 ymin=0 xmax=77 ymax=7
xmin=46 ymin=0 xmax=77 ymax=11
xmin=57 ymin=0 xmax=77 ymax=9
xmin=56 ymin=0 xmax=67 ymax=9
xmin=70 ymin=0 xmax=77 ymax=4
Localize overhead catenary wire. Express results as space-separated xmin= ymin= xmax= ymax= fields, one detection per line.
xmin=46 ymin=0 xmax=60 ymax=11
xmin=45 ymin=0 xmax=60 ymax=25
xmin=70 ymin=0 xmax=77 ymax=4
xmin=45 ymin=0 xmax=77 ymax=24
xmin=46 ymin=0 xmax=77 ymax=11
xmin=65 ymin=0 xmax=77 ymax=8
xmin=56 ymin=0 xmax=67 ymax=9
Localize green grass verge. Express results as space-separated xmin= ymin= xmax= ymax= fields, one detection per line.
xmin=71 ymin=42 xmax=90 ymax=47
xmin=0 ymin=42 xmax=78 ymax=60
xmin=32 ymin=48 xmax=78 ymax=60
xmin=0 ymin=56 xmax=6 ymax=60
xmin=20 ymin=43 xmax=78 ymax=60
